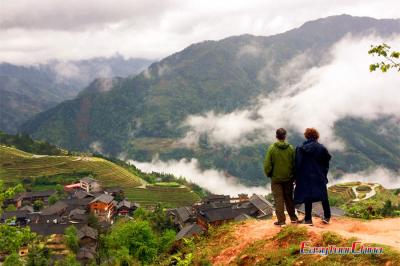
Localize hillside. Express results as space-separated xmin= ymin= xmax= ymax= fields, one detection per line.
xmin=167 ymin=218 xmax=400 ymax=265
xmin=20 ymin=15 xmax=400 ymax=186
xmin=0 ymin=145 xmax=201 ymax=207
xmin=0 ymin=56 xmax=152 ymax=133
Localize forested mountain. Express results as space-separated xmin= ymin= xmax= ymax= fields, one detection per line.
xmin=21 ymin=15 xmax=400 ymax=186
xmin=0 ymin=55 xmax=152 ymax=133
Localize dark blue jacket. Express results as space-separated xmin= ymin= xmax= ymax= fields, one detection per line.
xmin=294 ymin=139 xmax=331 ymax=203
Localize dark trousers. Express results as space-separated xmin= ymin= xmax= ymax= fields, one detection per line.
xmin=304 ymin=198 xmax=331 ymax=221
xmin=271 ymin=180 xmax=298 ymax=223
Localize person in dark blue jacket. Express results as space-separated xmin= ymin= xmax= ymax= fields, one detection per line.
xmin=294 ymin=128 xmax=331 ymax=225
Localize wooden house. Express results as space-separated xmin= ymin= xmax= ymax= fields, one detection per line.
xmin=78 ymin=225 xmax=98 ymax=248
xmin=14 ymin=190 xmax=56 ymax=208
xmin=116 ymin=200 xmax=139 ymax=216
xmin=89 ymin=194 xmax=114 ymax=220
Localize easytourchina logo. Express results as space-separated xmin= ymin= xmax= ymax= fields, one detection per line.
xmin=300 ymin=241 xmax=384 ymax=255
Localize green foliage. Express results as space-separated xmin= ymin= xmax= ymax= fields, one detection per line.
xmin=105 ymin=215 xmax=176 ymax=265
xmin=0 ymin=181 xmax=24 ymax=214
xmin=369 ymin=43 xmax=400 ymax=72
xmin=4 ymin=252 xmax=23 ymax=266
xmin=328 ymin=194 xmax=345 ymax=207
xmin=0 ymin=224 xmax=36 ymax=253
xmin=0 ymin=131 xmax=65 ymax=155
xmin=48 ymin=194 xmax=59 ymax=205
xmin=106 ymin=220 xmax=158 ymax=264
xmin=33 ymin=200 xmax=44 ymax=211
xmin=26 ymin=245 xmax=50 ymax=266
xmin=274 ymin=225 xmax=308 ymax=245
xmin=159 ymin=229 xmax=177 ymax=253
xmin=64 ymin=226 xmax=79 ymax=253
xmin=321 ymin=231 xmax=343 ymax=245
xmin=54 ymin=254 xmax=81 ymax=266
xmin=345 ymin=199 xmax=384 ymax=219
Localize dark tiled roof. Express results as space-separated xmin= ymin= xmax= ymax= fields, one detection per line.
xmin=176 ymin=223 xmax=204 ymax=240
xmin=117 ymin=200 xmax=131 ymax=209
xmin=234 ymin=214 xmax=253 ymax=221
xmin=249 ymin=194 xmax=274 ymax=216
xmin=63 ymin=198 xmax=93 ymax=208
xmin=200 ymin=206 xmax=252 ymax=223
xmin=1 ymin=210 xmax=29 ymax=220
xmin=16 ymin=190 xmax=55 ymax=200
xmin=74 ymin=191 xmax=94 ymax=199
xmin=68 ymin=208 xmax=88 ymax=222
xmin=41 ymin=201 xmax=68 ymax=216
xmin=29 ymin=223 xmax=74 ymax=236
xmin=77 ymin=225 xmax=98 ymax=240
xmin=175 ymin=206 xmax=193 ymax=222
xmin=90 ymin=194 xmax=114 ymax=204
xmin=20 ymin=205 xmax=34 ymax=213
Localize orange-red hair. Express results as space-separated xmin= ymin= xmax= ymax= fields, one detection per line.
xmin=304 ymin=128 xmax=319 ymax=140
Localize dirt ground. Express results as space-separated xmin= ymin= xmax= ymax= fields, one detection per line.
xmin=211 ymin=216 xmax=400 ymax=265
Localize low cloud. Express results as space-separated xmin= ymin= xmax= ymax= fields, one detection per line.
xmin=129 ymin=158 xmax=270 ymax=196
xmin=90 ymin=141 xmax=104 ymax=154
xmin=182 ymin=35 xmax=400 ymax=150
xmin=329 ymin=167 xmax=400 ymax=189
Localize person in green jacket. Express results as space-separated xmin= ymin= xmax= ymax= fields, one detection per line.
xmin=264 ymin=128 xmax=298 ymax=226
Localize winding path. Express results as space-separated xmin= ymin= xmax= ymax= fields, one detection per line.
xmin=352 ymin=183 xmax=379 ymax=202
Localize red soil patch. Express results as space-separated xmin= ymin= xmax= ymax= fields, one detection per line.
xmin=211 ymin=217 xmax=400 ymax=265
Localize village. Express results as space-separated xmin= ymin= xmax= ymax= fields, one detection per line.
xmin=1 ymin=176 xmax=347 ymax=264
xmin=0 ymin=177 xmax=279 ymax=263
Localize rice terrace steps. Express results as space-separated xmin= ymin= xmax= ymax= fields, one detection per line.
xmin=0 ymin=145 xmax=200 ymax=207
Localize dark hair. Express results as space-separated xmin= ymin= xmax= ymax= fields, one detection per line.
xmin=304 ymin=128 xmax=319 ymax=140
xmin=276 ymin=128 xmax=287 ymax=140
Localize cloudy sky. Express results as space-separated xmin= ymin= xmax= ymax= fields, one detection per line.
xmin=1 ymin=0 xmax=400 ymax=64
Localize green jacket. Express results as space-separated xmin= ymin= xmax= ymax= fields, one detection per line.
xmin=263 ymin=141 xmax=295 ymax=182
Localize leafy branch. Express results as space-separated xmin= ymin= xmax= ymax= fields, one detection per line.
xmin=368 ymin=43 xmax=400 ymax=73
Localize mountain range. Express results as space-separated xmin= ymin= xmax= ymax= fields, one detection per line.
xmin=0 ymin=55 xmax=152 ymax=133
xmin=19 ymin=15 xmax=400 ymax=186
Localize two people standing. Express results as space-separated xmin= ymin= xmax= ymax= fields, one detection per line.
xmin=264 ymin=128 xmax=331 ymax=226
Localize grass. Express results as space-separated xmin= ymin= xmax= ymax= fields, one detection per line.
xmin=0 ymin=145 xmax=201 ymax=207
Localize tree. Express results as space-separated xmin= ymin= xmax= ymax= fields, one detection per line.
xmin=55 ymin=184 xmax=64 ymax=197
xmin=33 ymin=199 xmax=44 ymax=211
xmin=48 ymin=194 xmax=59 ymax=205
xmin=369 ymin=43 xmax=400 ymax=72
xmin=64 ymin=226 xmax=79 ymax=253
xmin=0 ymin=181 xmax=24 ymax=214
xmin=0 ymin=224 xmax=36 ymax=254
xmin=54 ymin=254 xmax=81 ymax=266
xmin=4 ymin=252 xmax=23 ymax=266
xmin=26 ymin=245 xmax=50 ymax=266
xmin=106 ymin=220 xmax=158 ymax=264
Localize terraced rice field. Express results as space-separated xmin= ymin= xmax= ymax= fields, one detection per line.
xmin=0 ymin=145 xmax=143 ymax=187
xmin=1 ymin=145 xmax=201 ymax=207
xmin=126 ymin=186 xmax=201 ymax=208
